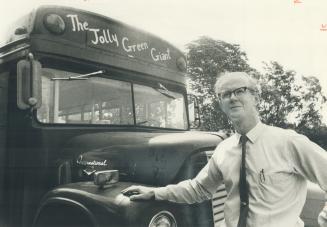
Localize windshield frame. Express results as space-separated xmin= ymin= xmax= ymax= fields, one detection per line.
xmin=34 ymin=61 xmax=190 ymax=131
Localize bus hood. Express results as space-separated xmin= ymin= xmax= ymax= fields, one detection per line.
xmin=61 ymin=131 xmax=225 ymax=186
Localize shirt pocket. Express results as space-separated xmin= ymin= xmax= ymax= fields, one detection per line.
xmin=265 ymin=171 xmax=291 ymax=184
xmin=257 ymin=170 xmax=294 ymax=204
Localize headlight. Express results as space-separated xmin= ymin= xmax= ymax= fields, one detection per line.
xmin=148 ymin=211 xmax=177 ymax=227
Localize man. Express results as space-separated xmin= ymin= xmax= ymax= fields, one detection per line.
xmin=122 ymin=72 xmax=327 ymax=227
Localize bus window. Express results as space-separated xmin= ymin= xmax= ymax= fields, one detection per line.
xmin=134 ymin=84 xmax=187 ymax=129
xmin=37 ymin=68 xmax=134 ymax=125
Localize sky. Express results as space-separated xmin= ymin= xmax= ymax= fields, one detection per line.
xmin=1 ymin=0 xmax=326 ymax=123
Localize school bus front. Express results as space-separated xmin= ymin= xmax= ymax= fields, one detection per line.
xmin=0 ymin=5 xmax=228 ymax=227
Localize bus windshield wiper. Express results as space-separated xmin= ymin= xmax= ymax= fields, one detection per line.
xmin=154 ymin=83 xmax=176 ymax=99
xmin=51 ymin=70 xmax=105 ymax=81
xmin=136 ymin=121 xmax=148 ymax=125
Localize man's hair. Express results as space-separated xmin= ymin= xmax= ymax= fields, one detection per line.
xmin=214 ymin=71 xmax=260 ymax=95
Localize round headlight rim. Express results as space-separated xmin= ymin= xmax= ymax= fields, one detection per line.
xmin=148 ymin=210 xmax=177 ymax=227
xmin=43 ymin=13 xmax=66 ymax=35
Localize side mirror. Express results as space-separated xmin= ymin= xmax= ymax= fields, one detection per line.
xmin=17 ymin=53 xmax=42 ymax=109
xmin=187 ymin=94 xmax=201 ymax=129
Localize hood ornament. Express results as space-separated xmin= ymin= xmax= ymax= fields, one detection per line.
xmin=83 ymin=168 xmax=97 ymax=176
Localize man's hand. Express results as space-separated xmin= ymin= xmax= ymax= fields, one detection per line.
xmin=318 ymin=203 xmax=327 ymax=227
xmin=121 ymin=185 xmax=155 ymax=201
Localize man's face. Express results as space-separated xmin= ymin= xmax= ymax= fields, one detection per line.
xmin=217 ymin=74 xmax=258 ymax=123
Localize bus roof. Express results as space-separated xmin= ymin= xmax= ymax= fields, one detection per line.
xmin=1 ymin=5 xmax=187 ymax=84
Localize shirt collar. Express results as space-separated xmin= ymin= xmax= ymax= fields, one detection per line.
xmin=235 ymin=121 xmax=265 ymax=144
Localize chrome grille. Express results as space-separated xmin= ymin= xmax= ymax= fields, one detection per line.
xmin=205 ymin=151 xmax=227 ymax=226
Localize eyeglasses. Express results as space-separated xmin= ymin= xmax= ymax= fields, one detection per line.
xmin=217 ymin=87 xmax=254 ymax=101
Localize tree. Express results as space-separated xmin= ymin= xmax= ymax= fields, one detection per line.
xmin=186 ymin=36 xmax=252 ymax=131
xmin=186 ymin=38 xmax=327 ymax=148
xmin=258 ymin=61 xmax=303 ymax=128
xmin=296 ymin=75 xmax=327 ymax=132
xmin=258 ymin=61 xmax=326 ymax=132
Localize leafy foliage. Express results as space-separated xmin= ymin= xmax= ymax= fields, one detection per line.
xmin=258 ymin=62 xmax=303 ymax=127
xmin=258 ymin=61 xmax=326 ymax=131
xmin=186 ymin=37 xmax=327 ymax=147
xmin=186 ymin=36 xmax=253 ymax=131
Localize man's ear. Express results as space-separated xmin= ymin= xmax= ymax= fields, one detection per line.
xmin=218 ymin=101 xmax=228 ymax=117
xmin=254 ymin=93 xmax=260 ymax=108
xmin=218 ymin=100 xmax=224 ymax=112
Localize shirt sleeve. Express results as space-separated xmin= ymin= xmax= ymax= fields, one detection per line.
xmin=154 ymin=149 xmax=224 ymax=204
xmin=288 ymin=132 xmax=327 ymax=192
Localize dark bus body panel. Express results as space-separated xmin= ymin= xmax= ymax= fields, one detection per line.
xmin=5 ymin=110 xmax=224 ymax=226
xmin=0 ymin=71 xmax=9 ymax=226
xmin=34 ymin=182 xmax=214 ymax=227
xmin=29 ymin=6 xmax=186 ymax=84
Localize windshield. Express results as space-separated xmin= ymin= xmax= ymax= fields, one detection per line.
xmin=37 ymin=68 xmax=188 ymax=129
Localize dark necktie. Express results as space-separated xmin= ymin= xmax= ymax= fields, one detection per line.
xmin=237 ymin=135 xmax=249 ymax=227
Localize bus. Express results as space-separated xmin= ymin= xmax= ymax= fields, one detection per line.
xmin=0 ymin=5 xmax=227 ymax=227
xmin=0 ymin=5 xmax=323 ymax=227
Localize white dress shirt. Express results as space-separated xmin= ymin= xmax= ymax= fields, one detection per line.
xmin=154 ymin=122 xmax=327 ymax=227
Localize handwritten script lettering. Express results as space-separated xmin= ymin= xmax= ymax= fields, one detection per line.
xmin=294 ymin=0 xmax=302 ymax=3
xmin=66 ymin=14 xmax=171 ymax=62
xmin=76 ymin=155 xmax=108 ymax=166
xmin=151 ymin=48 xmax=171 ymax=62
xmin=67 ymin=14 xmax=89 ymax=31
xmin=67 ymin=14 xmax=119 ymax=47
xmin=89 ymin=28 xmax=119 ymax=46
xmin=122 ymin=37 xmax=148 ymax=53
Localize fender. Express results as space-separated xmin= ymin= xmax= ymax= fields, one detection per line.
xmin=34 ymin=182 xmax=187 ymax=227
